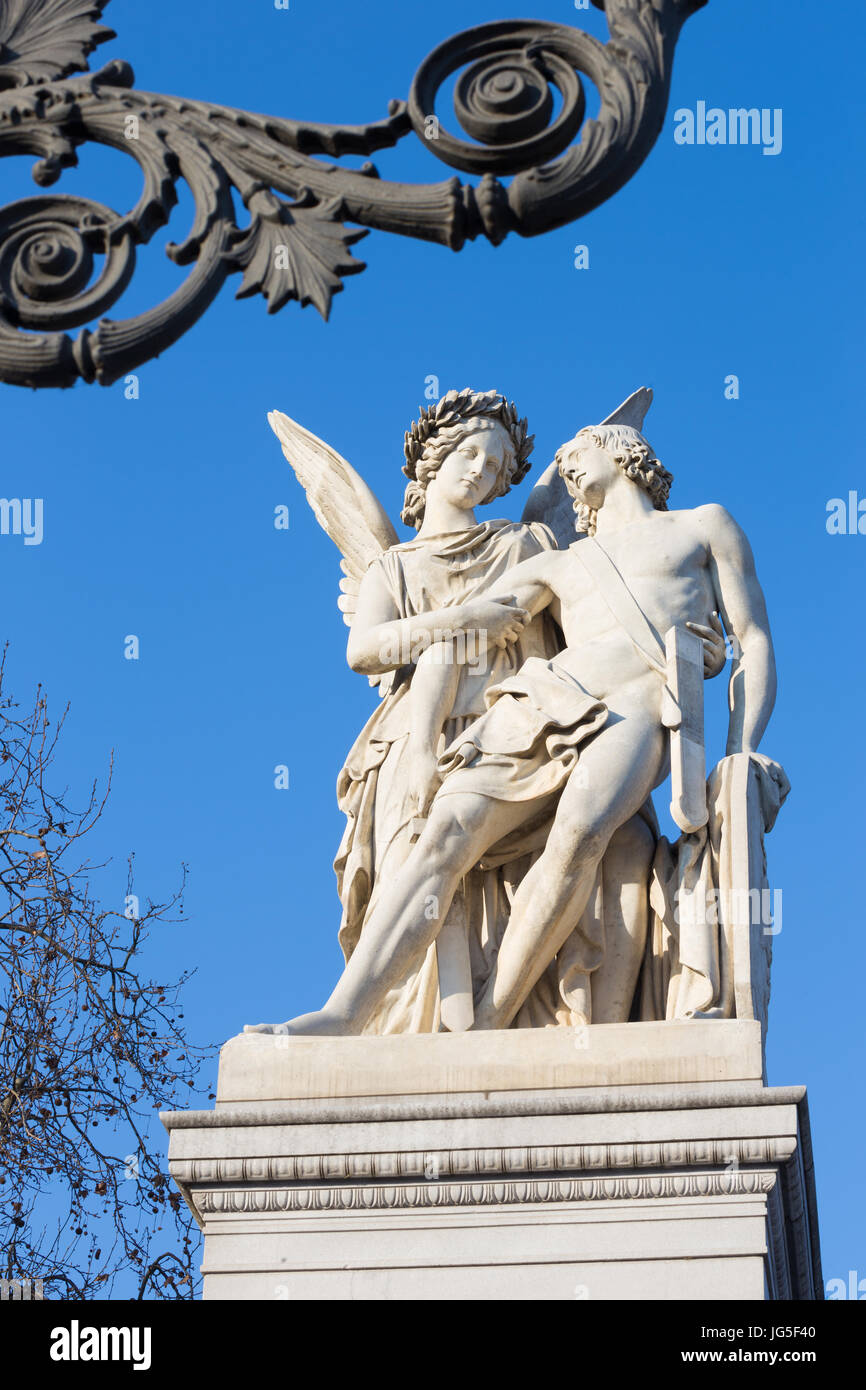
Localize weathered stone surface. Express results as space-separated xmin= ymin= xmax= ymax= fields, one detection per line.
xmin=162 ymin=1024 xmax=821 ymax=1301
xmin=218 ymin=1020 xmax=763 ymax=1104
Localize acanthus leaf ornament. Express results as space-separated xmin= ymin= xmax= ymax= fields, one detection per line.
xmin=0 ymin=0 xmax=708 ymax=388
xmin=0 ymin=0 xmax=115 ymax=89
xmin=226 ymin=189 xmax=367 ymax=320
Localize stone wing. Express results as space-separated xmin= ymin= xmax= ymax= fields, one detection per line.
xmin=267 ymin=409 xmax=399 ymax=630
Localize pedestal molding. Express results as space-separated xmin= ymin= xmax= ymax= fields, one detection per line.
xmin=164 ymin=1026 xmax=821 ymax=1300
xmin=193 ymin=1168 xmax=779 ymax=1217
xmin=170 ymin=1135 xmax=796 ymax=1188
xmin=161 ymin=1082 xmax=805 ymax=1132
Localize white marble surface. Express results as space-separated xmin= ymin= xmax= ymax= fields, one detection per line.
xmin=162 ymin=1024 xmax=821 ymax=1301
xmin=219 ymin=1019 xmax=763 ymax=1103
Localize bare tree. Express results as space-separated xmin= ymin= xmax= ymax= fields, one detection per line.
xmin=0 ymin=652 xmax=212 ymax=1299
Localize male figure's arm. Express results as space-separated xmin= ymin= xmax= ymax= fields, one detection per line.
xmin=486 ymin=551 xmax=558 ymax=618
xmin=698 ymin=504 xmax=777 ymax=754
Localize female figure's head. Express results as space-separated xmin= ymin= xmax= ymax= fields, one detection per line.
xmin=401 ymin=388 xmax=533 ymax=529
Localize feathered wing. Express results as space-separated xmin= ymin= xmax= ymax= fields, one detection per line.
xmin=522 ymin=387 xmax=654 ymax=549
xmin=0 ymin=0 xmax=116 ymax=86
xmin=267 ymin=409 xmax=399 ymax=630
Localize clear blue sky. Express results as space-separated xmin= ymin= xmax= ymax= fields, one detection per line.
xmin=2 ymin=0 xmax=863 ymax=1293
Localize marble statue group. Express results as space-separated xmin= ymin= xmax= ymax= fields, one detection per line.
xmin=248 ymin=388 xmax=788 ymax=1039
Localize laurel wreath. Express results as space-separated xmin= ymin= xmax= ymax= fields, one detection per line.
xmin=402 ymin=388 xmax=534 ymax=482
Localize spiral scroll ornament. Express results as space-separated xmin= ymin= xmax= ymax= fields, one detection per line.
xmin=0 ymin=196 xmax=135 ymax=329
xmin=0 ymin=0 xmax=708 ymax=388
xmin=408 ymin=22 xmax=587 ymax=176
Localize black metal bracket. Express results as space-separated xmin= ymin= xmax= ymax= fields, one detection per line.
xmin=0 ymin=0 xmax=707 ymax=388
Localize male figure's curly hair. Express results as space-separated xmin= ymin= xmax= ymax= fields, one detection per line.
xmin=401 ymin=388 xmax=534 ymax=530
xmin=557 ymin=424 xmax=673 ymax=537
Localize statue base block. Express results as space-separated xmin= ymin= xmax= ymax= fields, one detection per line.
xmin=162 ymin=1021 xmax=821 ymax=1300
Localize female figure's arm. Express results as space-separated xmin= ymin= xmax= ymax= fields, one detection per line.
xmin=347 ymin=562 xmax=531 ymax=676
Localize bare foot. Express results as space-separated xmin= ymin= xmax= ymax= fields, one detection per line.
xmin=243 ymin=1009 xmax=348 ymax=1036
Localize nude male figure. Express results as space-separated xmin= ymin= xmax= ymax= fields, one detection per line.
xmin=252 ymin=421 xmax=775 ymax=1035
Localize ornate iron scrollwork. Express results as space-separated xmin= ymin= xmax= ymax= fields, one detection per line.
xmin=0 ymin=0 xmax=707 ymax=388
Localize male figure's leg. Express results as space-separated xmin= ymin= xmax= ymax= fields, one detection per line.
xmin=283 ymin=787 xmax=535 ymax=1034
xmin=474 ymin=708 xmax=667 ymax=1030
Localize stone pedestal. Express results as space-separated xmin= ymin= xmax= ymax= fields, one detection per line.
xmin=161 ymin=1020 xmax=821 ymax=1300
